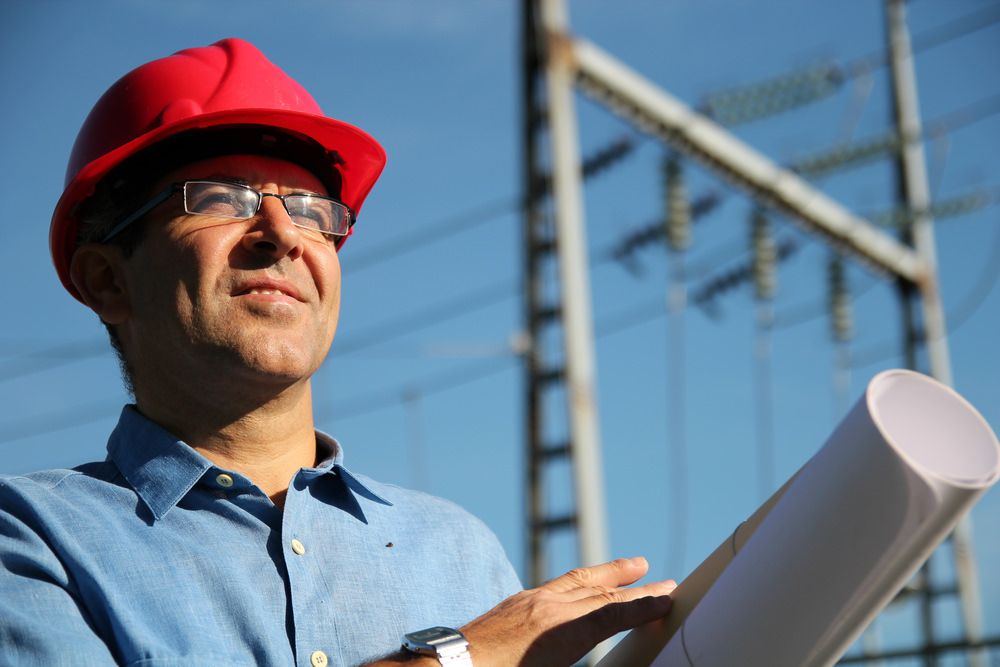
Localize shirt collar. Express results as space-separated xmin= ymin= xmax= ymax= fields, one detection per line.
xmin=107 ymin=405 xmax=389 ymax=520
xmin=313 ymin=431 xmax=392 ymax=507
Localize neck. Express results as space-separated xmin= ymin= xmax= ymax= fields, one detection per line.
xmin=134 ymin=376 xmax=318 ymax=508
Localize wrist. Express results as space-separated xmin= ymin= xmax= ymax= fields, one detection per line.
xmin=402 ymin=626 xmax=473 ymax=667
xmin=364 ymin=654 xmax=438 ymax=666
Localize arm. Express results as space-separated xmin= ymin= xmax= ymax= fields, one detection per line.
xmin=365 ymin=557 xmax=675 ymax=667
xmin=0 ymin=495 xmax=118 ymax=664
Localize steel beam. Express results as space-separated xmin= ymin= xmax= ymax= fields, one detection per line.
xmin=540 ymin=0 xmax=609 ymax=573
xmin=552 ymin=32 xmax=925 ymax=284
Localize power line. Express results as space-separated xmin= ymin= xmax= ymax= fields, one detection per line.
xmin=851 ymin=216 xmax=1000 ymax=369
xmin=325 ymin=285 xmax=703 ymax=423
xmin=0 ymin=133 xmax=641 ymax=380
xmin=6 ymin=181 xmax=993 ymax=398
xmin=0 ymin=190 xmax=641 ymax=382
xmin=701 ymin=184 xmax=1000 ymax=327
xmin=845 ymin=4 xmax=1000 ymax=79
xmin=880 ymin=3 xmax=1000 ymax=69
xmin=317 ymin=357 xmax=517 ymax=423
xmin=0 ymin=260 xmax=704 ymax=441
xmin=10 ymin=176 xmax=995 ymax=382
xmin=868 ymin=185 xmax=1000 ymax=229
xmin=331 ymin=208 xmax=1000 ymax=422
xmin=0 ymin=217 xmax=763 ymax=388
xmin=698 ymin=5 xmax=1000 ymax=127
xmin=0 ymin=398 xmax=123 ymax=446
xmin=7 ymin=4 xmax=999 ymax=436
xmin=691 ymin=237 xmax=801 ymax=317
xmin=344 ymin=196 xmax=518 ymax=273
xmin=0 ymin=337 xmax=109 ymax=384
xmin=8 ymin=210 xmax=994 ymax=441
xmin=11 ymin=91 xmax=996 ymax=381
xmin=772 ymin=273 xmax=879 ymax=331
xmin=605 ymin=191 xmax=726 ymax=272
xmin=925 ymin=93 xmax=1000 ymax=138
xmin=331 ymin=280 xmax=516 ymax=357
xmin=343 ymin=134 xmax=639 ymax=274
xmin=937 ymin=221 xmax=1000 ymax=336
xmin=790 ymin=94 xmax=1000 ymax=179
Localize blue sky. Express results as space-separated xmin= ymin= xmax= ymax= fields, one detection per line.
xmin=3 ymin=0 xmax=999 ymax=659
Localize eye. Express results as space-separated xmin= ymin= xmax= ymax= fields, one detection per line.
xmin=286 ymin=196 xmax=333 ymax=232
xmin=185 ymin=183 xmax=256 ymax=217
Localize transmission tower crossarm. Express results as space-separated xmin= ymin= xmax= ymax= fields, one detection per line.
xmin=553 ymin=32 xmax=924 ymax=285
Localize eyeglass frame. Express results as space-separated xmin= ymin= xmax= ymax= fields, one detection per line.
xmin=98 ymin=179 xmax=356 ymax=243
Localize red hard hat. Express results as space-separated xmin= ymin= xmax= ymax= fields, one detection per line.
xmin=51 ymin=37 xmax=386 ymax=301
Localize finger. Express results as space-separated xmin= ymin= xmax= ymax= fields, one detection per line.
xmin=562 ymin=584 xmax=616 ymax=602
xmin=580 ymin=579 xmax=677 ymax=607
xmin=541 ymin=557 xmax=650 ymax=593
xmin=560 ymin=577 xmax=677 ymax=603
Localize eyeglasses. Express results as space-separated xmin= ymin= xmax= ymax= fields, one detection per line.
xmin=100 ymin=180 xmax=355 ymax=243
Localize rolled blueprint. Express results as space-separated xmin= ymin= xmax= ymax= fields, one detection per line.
xmin=598 ymin=473 xmax=800 ymax=666
xmin=601 ymin=369 xmax=1000 ymax=667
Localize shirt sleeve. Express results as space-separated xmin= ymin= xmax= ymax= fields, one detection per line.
xmin=450 ymin=506 xmax=523 ymax=611
xmin=484 ymin=525 xmax=524 ymax=602
xmin=0 ymin=482 xmax=118 ymax=665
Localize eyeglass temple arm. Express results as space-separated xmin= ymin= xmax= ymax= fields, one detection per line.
xmin=99 ymin=185 xmax=179 ymax=243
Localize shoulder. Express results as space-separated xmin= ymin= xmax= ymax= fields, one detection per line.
xmin=345 ymin=472 xmax=524 ymax=599
xmin=0 ymin=461 xmax=125 ymax=520
xmin=349 ymin=471 xmax=521 ymax=573
xmin=1 ymin=461 xmax=120 ymax=493
xmin=0 ymin=463 xmax=127 ymax=585
xmin=352 ymin=472 xmax=495 ymax=533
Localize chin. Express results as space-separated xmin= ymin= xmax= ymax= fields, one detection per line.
xmin=217 ymin=332 xmax=319 ymax=382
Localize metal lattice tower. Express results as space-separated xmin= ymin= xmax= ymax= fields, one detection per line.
xmin=520 ymin=0 xmax=993 ymax=663
xmin=521 ymin=0 xmax=608 ymax=588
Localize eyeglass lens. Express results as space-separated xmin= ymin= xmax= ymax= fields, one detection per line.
xmin=183 ymin=181 xmax=350 ymax=237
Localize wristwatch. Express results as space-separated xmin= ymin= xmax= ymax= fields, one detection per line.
xmin=402 ymin=626 xmax=473 ymax=666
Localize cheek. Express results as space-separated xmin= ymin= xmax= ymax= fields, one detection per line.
xmin=325 ymin=268 xmax=342 ymax=330
xmin=129 ymin=232 xmax=227 ymax=317
xmin=176 ymin=228 xmax=242 ymax=297
xmin=316 ymin=247 xmax=342 ymax=305
xmin=318 ymin=253 xmax=342 ymax=337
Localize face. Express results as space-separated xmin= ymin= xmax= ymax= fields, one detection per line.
xmin=115 ymin=154 xmax=342 ymax=391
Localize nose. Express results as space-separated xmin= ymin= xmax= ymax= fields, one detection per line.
xmin=240 ymin=195 xmax=305 ymax=261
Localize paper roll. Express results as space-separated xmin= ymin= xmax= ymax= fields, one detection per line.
xmin=597 ymin=473 xmax=798 ymax=666
xmin=608 ymin=370 xmax=1000 ymax=667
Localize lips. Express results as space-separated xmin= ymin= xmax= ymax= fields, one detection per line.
xmin=232 ymin=278 xmax=305 ymax=302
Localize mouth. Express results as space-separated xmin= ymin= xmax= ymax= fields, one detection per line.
xmin=232 ymin=279 xmax=305 ymax=303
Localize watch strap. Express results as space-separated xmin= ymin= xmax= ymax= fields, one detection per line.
xmin=436 ymin=650 xmax=473 ymax=667
xmin=402 ymin=627 xmax=473 ymax=667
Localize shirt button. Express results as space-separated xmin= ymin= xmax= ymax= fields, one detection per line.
xmin=291 ymin=538 xmax=306 ymax=555
xmin=310 ymin=650 xmax=328 ymax=667
xmin=215 ymin=473 xmax=234 ymax=488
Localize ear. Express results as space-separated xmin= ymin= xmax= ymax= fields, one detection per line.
xmin=69 ymin=243 xmax=132 ymax=325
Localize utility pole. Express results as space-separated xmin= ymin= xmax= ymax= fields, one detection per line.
xmin=521 ymin=0 xmax=609 ymax=590
xmin=884 ymin=1 xmax=985 ymax=665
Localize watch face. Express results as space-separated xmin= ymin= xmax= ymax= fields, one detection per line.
xmin=406 ymin=626 xmax=458 ymax=644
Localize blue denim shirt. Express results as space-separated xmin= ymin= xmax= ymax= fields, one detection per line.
xmin=0 ymin=406 xmax=521 ymax=666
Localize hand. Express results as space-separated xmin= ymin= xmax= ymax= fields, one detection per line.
xmin=461 ymin=557 xmax=675 ymax=667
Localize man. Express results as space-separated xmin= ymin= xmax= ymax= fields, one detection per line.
xmin=0 ymin=39 xmax=674 ymax=666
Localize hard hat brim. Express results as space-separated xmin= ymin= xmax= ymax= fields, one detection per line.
xmin=51 ymin=107 xmax=386 ymax=302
